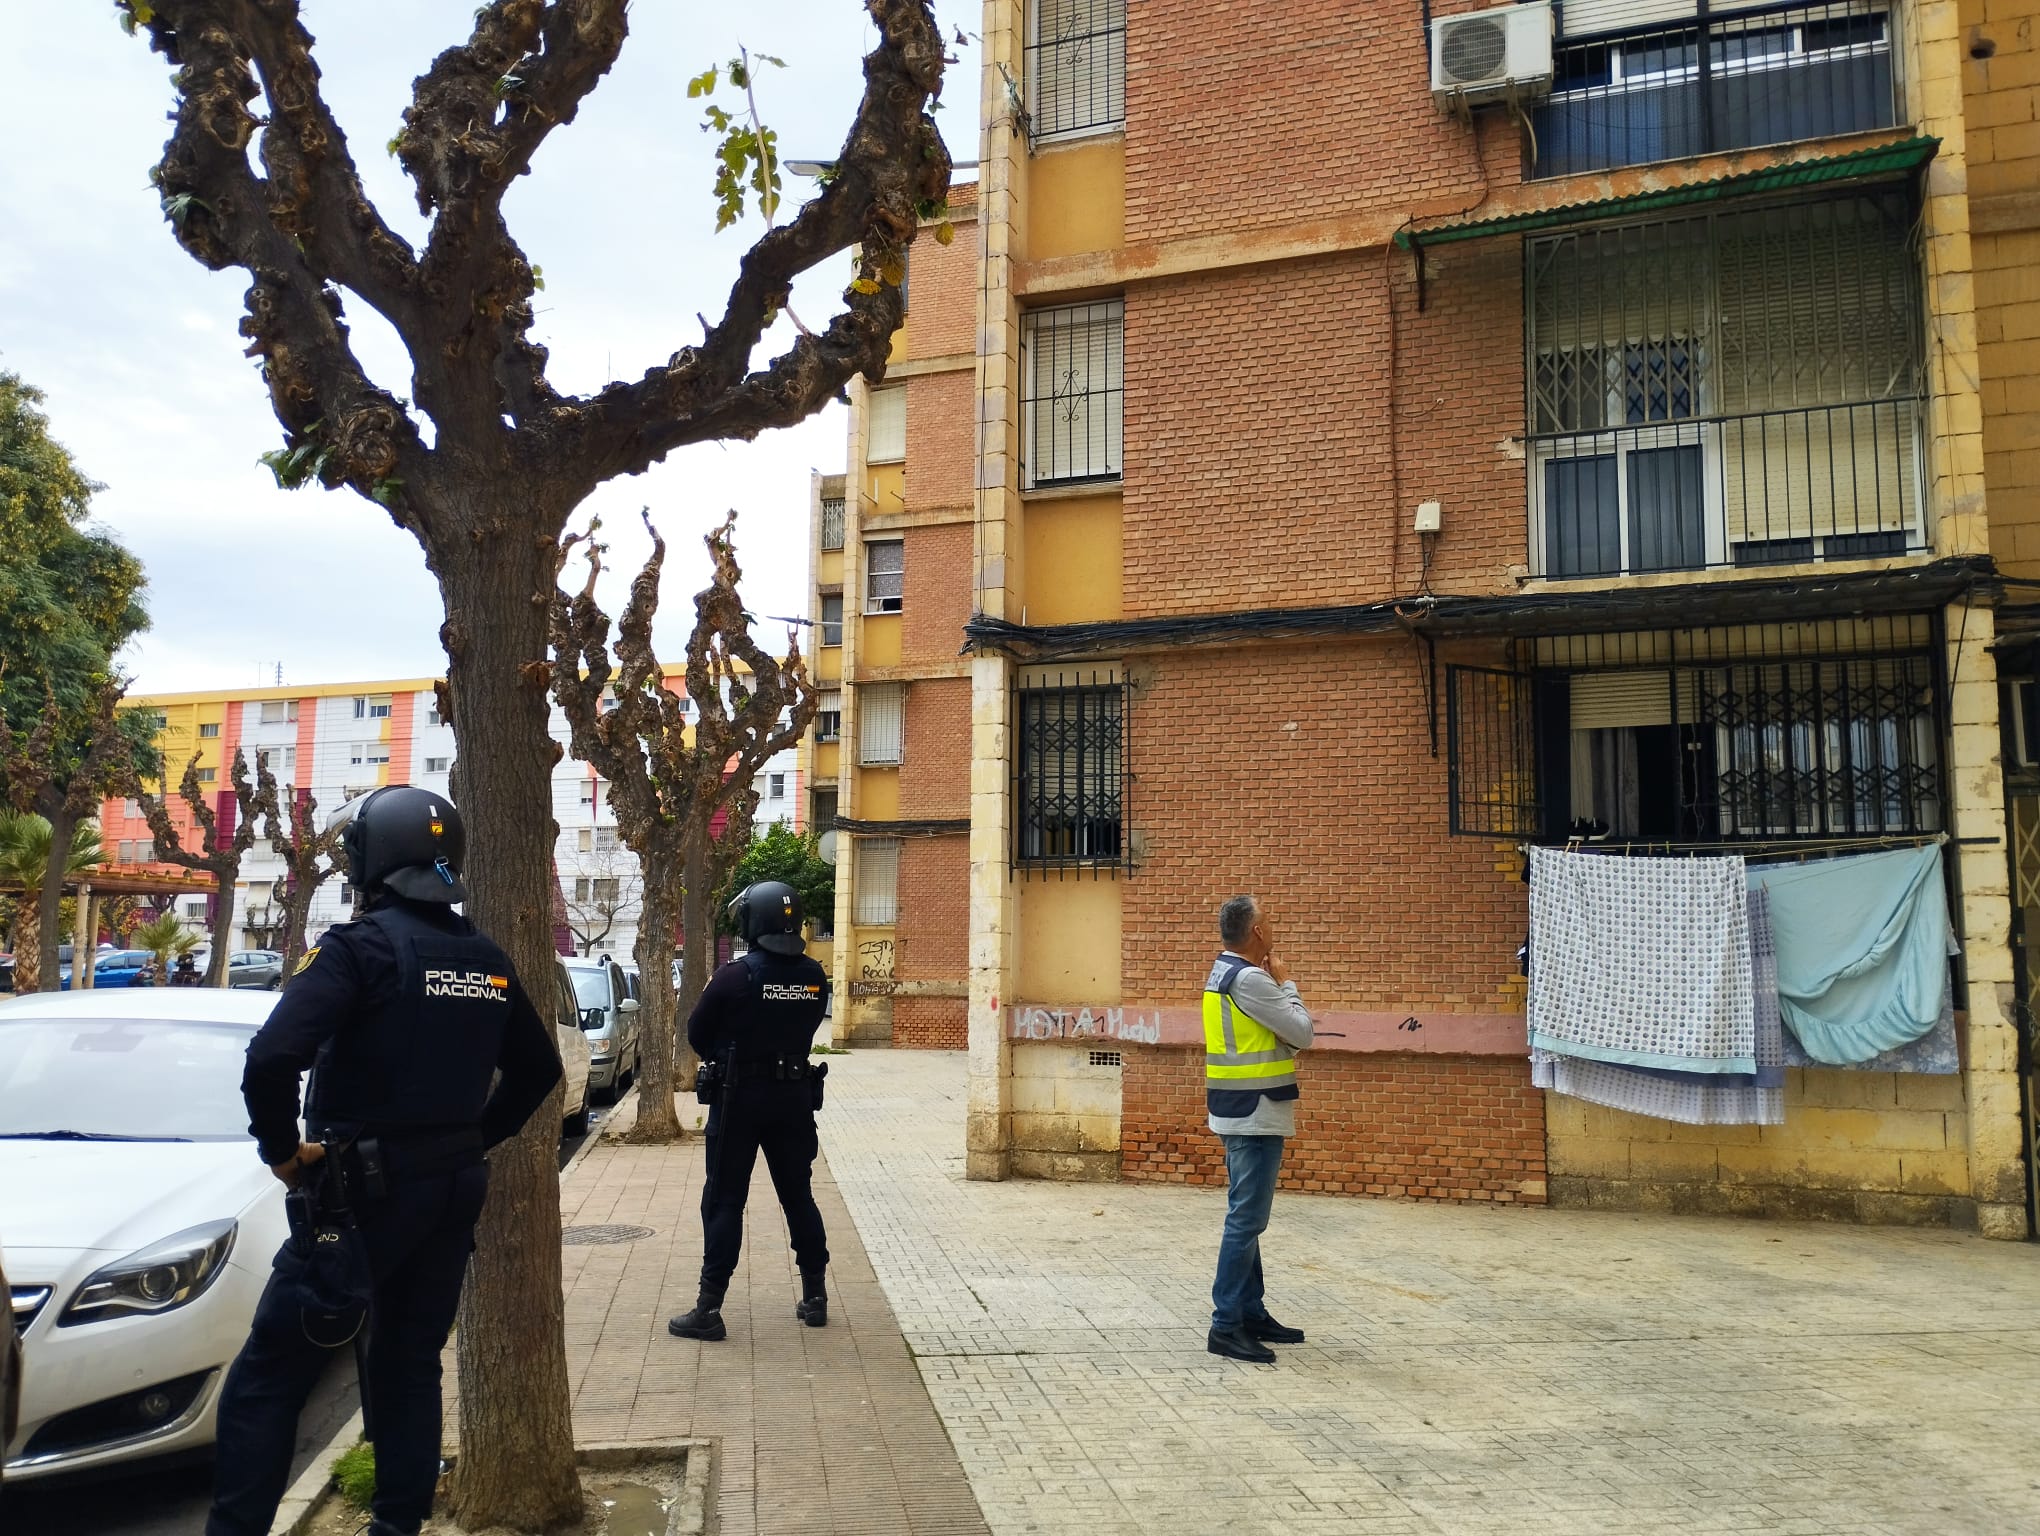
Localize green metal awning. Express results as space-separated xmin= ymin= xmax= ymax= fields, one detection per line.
xmin=1395 ymin=136 xmax=1940 ymax=249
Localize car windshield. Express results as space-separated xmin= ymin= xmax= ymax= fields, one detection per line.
xmin=569 ymin=968 xmax=610 ymax=1009
xmin=0 ymin=1017 xmax=255 ymax=1140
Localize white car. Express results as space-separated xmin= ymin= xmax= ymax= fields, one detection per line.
xmin=1 ymin=989 xmax=287 ymax=1483
xmin=546 ymin=960 xmax=594 ymax=1137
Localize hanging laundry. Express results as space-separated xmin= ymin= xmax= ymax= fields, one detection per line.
xmin=1530 ymin=887 xmax=1784 ymax=1125
xmin=1748 ymin=845 xmax=1951 ymax=1066
xmin=1779 ymin=978 xmax=1959 ymax=1074
xmin=1527 ymin=846 xmax=1755 ymax=1073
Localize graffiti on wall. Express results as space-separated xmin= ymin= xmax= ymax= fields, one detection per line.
xmin=850 ymin=938 xmax=896 ymax=998
xmin=1008 ymin=1005 xmax=1161 ymax=1045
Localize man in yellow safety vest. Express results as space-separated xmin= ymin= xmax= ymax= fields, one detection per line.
xmin=1203 ymin=894 xmax=1316 ymax=1363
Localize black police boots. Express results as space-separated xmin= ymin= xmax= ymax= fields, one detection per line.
xmin=795 ymin=1268 xmax=828 ymax=1328
xmin=667 ymin=1285 xmax=728 ymax=1342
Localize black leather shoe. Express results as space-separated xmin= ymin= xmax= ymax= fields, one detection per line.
xmin=1247 ymin=1314 xmax=1306 ymax=1344
xmin=667 ymin=1304 xmax=727 ymax=1341
xmin=1206 ymin=1325 xmax=1276 ymax=1363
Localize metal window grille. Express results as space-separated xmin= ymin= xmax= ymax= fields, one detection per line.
xmin=1028 ymin=0 xmax=1126 ymax=141
xmin=813 ymin=788 xmax=839 ymax=833
xmin=1016 ymin=672 xmax=1128 ymax=872
xmin=1089 ymin=1050 xmax=1122 ymax=1067
xmin=1531 ymin=2 xmax=1899 ymax=179
xmin=1447 ymin=615 xmax=1945 ymax=841
xmin=1022 ymin=301 xmax=1123 ymax=488
xmin=853 ymin=838 xmax=900 ymax=924
xmin=819 ymin=497 xmax=846 ymax=551
xmin=867 ymin=386 xmax=906 ymax=463
xmin=865 ymin=541 xmax=904 ymax=614
xmin=820 ymin=594 xmax=843 ymax=647
xmin=859 ymin=684 xmax=905 ymax=765
xmin=1527 ymin=190 xmax=1925 ymax=577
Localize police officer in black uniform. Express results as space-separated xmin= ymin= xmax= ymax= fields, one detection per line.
xmin=668 ymin=881 xmax=832 ymax=1340
xmin=206 ymin=786 xmax=562 ymax=1536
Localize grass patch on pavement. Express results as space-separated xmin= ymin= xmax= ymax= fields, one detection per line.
xmin=332 ymin=1440 xmax=376 ymax=1508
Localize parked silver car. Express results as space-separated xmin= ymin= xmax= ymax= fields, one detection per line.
xmin=564 ymin=958 xmax=638 ymax=1103
xmin=225 ymin=951 xmax=284 ymax=990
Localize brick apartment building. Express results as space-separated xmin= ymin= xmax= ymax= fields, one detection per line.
xmin=798 ymin=0 xmax=2040 ymax=1238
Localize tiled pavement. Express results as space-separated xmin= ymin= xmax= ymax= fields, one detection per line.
xmin=824 ymin=1049 xmax=2040 ymax=1536
xmin=535 ymin=1094 xmax=991 ymax=1536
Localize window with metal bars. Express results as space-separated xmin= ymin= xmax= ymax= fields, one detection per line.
xmin=1445 ymin=617 xmax=1944 ymax=842
xmin=1027 ymin=0 xmax=1125 ymax=142
xmin=1016 ymin=674 xmax=1127 ymax=871
xmin=1530 ymin=2 xmax=1898 ymax=180
xmin=1022 ymin=300 xmax=1123 ymax=488
xmin=1527 ymin=190 xmax=1925 ymax=577
xmin=865 ymin=541 xmax=904 ymax=614
xmin=853 ymin=838 xmax=900 ymax=924
xmin=819 ymin=497 xmax=846 ymax=551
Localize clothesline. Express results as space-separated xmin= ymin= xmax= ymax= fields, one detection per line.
xmin=1514 ymin=831 xmax=1988 ymax=864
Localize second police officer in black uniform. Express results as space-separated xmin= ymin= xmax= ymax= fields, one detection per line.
xmin=206 ymin=786 xmax=563 ymax=1536
xmin=668 ymin=881 xmax=833 ymax=1341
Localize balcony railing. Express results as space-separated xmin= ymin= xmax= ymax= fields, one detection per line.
xmin=1528 ymin=2 xmax=1899 ymax=179
xmin=1529 ymin=397 xmax=1926 ymax=578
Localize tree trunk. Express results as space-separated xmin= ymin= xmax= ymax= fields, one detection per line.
xmin=278 ymin=881 xmax=316 ymax=984
xmin=435 ymin=503 xmax=582 ymax=1532
xmin=676 ymin=833 xmax=715 ymax=1093
xmin=35 ymin=806 xmax=77 ymax=994
xmin=205 ymin=874 xmax=236 ymax=987
xmin=13 ymin=903 xmax=41 ymax=994
xmin=628 ymin=855 xmax=684 ymax=1142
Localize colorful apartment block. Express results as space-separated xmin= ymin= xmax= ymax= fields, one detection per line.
xmin=808 ymin=0 xmax=2038 ymax=1234
xmin=107 ymin=675 xmax=800 ymax=961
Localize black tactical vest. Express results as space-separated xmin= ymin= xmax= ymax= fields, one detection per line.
xmin=728 ymin=950 xmax=829 ymax=1075
xmin=307 ymin=903 xmax=516 ymax=1137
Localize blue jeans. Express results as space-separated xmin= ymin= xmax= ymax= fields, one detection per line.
xmin=1210 ymin=1133 xmax=1284 ymax=1331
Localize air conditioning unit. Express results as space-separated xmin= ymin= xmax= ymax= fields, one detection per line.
xmin=1431 ymin=1 xmax=1554 ymax=111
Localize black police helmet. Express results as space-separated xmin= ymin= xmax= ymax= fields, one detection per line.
xmin=330 ymin=785 xmax=468 ymax=904
xmin=728 ymin=880 xmax=804 ymax=956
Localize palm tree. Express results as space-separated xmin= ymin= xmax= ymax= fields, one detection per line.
xmin=0 ymin=814 xmax=105 ymax=992
xmin=132 ymin=910 xmax=201 ymax=986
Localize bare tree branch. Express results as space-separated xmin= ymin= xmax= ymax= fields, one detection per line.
xmin=132 ymin=749 xmax=268 ymax=986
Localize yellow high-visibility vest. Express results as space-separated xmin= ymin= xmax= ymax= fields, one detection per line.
xmin=1203 ymin=954 xmax=1298 ymax=1098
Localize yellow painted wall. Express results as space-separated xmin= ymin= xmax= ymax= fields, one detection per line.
xmin=860 ymin=614 xmax=902 ymax=668
xmin=1017 ymin=878 xmax=1122 ymax=1003
xmin=1022 ymin=493 xmax=1123 ymax=624
xmin=1547 ymin=1068 xmax=1971 ymax=1203
xmin=856 ymin=769 xmax=900 ymax=821
xmin=817 ymin=649 xmax=842 ymax=685
xmin=818 ymin=549 xmax=844 ymax=588
xmin=1011 ymin=1042 xmax=1122 ymax=1180
xmin=815 ymin=742 xmax=840 ymax=780
xmin=865 ymin=464 xmax=906 ymax=519
xmin=1026 ymin=139 xmax=1125 ymax=263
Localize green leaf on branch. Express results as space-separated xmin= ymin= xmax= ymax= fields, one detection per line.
xmin=529 ymin=264 xmax=545 ymax=292
xmin=848 ymin=278 xmax=881 ymax=295
xmin=935 ymin=221 xmax=956 ymax=245
xmin=160 ymin=191 xmax=211 ymax=227
xmin=686 ymin=67 xmax=718 ymax=98
xmin=370 ymin=477 xmax=405 ymax=506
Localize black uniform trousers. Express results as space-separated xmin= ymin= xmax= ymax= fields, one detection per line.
xmin=699 ymin=1082 xmax=829 ymax=1291
xmin=207 ymin=1163 xmax=488 ymax=1536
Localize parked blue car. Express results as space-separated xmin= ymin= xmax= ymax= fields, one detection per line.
xmin=86 ymin=950 xmax=156 ymax=988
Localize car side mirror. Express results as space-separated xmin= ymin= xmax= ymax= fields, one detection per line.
xmin=580 ymin=1007 xmax=604 ymax=1030
xmin=618 ymin=997 xmax=640 ymax=1015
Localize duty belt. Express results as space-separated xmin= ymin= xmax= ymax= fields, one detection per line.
xmin=728 ymin=1057 xmax=816 ymax=1084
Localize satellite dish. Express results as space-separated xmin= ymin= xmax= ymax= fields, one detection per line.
xmin=817 ymin=829 xmax=838 ymax=865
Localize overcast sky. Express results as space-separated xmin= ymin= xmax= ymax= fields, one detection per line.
xmin=1 ymin=4 xmax=978 ymax=695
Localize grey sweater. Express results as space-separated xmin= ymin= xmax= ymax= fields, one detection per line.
xmin=1207 ymin=953 xmax=1316 ymax=1138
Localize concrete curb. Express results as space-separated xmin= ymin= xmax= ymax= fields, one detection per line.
xmin=269 ymin=1407 xmax=364 ymax=1536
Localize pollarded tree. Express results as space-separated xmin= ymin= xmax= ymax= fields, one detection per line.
xmin=252 ymin=758 xmax=341 ymax=980
xmin=133 ymin=750 xmax=269 ymax=987
xmin=116 ymin=5 xmax=946 ymax=1521
xmin=552 ymin=512 xmax=818 ymax=1141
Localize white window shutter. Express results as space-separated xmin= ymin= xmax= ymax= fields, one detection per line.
xmin=859 ymin=684 xmax=905 ymax=765
xmin=853 ymin=838 xmax=900 ymax=924
xmin=867 ymin=386 xmax=906 ymax=463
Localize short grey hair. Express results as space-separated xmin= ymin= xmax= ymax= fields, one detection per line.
xmin=1218 ymin=894 xmax=1259 ymax=948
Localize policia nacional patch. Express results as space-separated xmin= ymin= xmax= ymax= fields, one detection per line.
xmin=292 ymin=946 xmax=320 ymax=976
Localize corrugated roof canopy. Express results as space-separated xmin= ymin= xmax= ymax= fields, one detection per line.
xmin=1396 ymin=136 xmax=1940 ymax=249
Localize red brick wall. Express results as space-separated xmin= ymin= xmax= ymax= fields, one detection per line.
xmin=902 ymin=192 xmax=978 ymax=361
xmin=899 ymin=676 xmax=969 ymax=818
xmin=1123 ymin=0 xmax=1519 ymax=246
xmin=1122 ymin=637 xmax=1523 ymax=1012
xmin=893 ymin=995 xmax=968 ymax=1050
xmin=1122 ymin=241 xmax=1525 ymax=619
xmin=904 ymin=370 xmax=975 ymax=513
xmin=900 ymin=524 xmax=975 ymax=670
xmin=1122 ymin=1046 xmax=1547 ymax=1202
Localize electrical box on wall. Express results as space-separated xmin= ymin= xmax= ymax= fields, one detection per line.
xmin=1414 ymin=501 xmax=1442 ymax=534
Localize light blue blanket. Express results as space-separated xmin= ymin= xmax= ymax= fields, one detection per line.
xmin=1748 ymin=845 xmax=1951 ymax=1066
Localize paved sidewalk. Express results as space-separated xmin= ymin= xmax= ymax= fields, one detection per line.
xmin=516 ymin=1096 xmax=990 ymax=1535
xmin=824 ymin=1049 xmax=2040 ymax=1536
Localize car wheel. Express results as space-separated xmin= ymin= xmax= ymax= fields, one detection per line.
xmin=268 ymin=977 xmax=282 ymax=991
xmin=563 ymin=1098 xmax=592 ymax=1138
